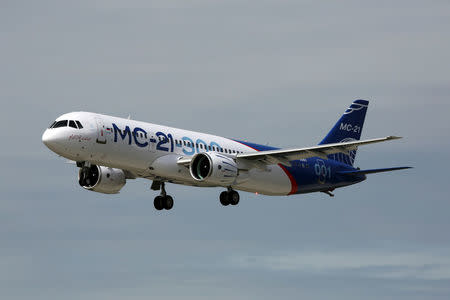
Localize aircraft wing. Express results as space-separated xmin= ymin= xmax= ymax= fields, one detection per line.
xmin=235 ymin=136 xmax=402 ymax=167
xmin=177 ymin=136 xmax=402 ymax=168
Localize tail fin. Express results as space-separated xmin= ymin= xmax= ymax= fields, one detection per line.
xmin=319 ymin=99 xmax=369 ymax=166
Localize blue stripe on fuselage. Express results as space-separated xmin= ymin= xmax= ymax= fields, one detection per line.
xmin=233 ymin=140 xmax=365 ymax=194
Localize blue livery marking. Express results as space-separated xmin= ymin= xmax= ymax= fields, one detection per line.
xmin=112 ymin=123 xmax=225 ymax=156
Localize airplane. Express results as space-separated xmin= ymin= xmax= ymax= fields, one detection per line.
xmin=42 ymin=100 xmax=411 ymax=211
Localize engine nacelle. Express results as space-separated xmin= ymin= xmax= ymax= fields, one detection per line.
xmin=190 ymin=152 xmax=238 ymax=186
xmin=78 ymin=165 xmax=126 ymax=194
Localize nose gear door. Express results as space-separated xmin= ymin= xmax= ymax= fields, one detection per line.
xmin=95 ymin=118 xmax=107 ymax=144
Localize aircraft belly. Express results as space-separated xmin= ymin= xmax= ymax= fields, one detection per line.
xmin=234 ymin=165 xmax=292 ymax=196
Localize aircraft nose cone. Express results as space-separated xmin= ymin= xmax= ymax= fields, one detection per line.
xmin=42 ymin=129 xmax=51 ymax=146
xmin=42 ymin=129 xmax=63 ymax=152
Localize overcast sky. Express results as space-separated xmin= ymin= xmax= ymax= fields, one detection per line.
xmin=1 ymin=0 xmax=450 ymax=299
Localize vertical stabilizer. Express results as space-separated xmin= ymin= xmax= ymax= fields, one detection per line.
xmin=319 ymin=99 xmax=369 ymax=166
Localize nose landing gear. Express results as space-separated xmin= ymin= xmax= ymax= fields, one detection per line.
xmin=153 ymin=182 xmax=174 ymax=211
xmin=78 ymin=162 xmax=97 ymax=187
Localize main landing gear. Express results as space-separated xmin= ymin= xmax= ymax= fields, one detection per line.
xmin=153 ymin=182 xmax=174 ymax=211
xmin=151 ymin=181 xmax=240 ymax=210
xmin=220 ymin=188 xmax=240 ymax=206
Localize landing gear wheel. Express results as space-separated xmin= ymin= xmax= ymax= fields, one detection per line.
xmin=229 ymin=191 xmax=240 ymax=206
xmin=220 ymin=191 xmax=230 ymax=206
xmin=78 ymin=172 xmax=86 ymax=186
xmin=79 ymin=166 xmax=91 ymax=187
xmin=163 ymin=195 xmax=174 ymax=210
xmin=153 ymin=182 xmax=174 ymax=211
xmin=154 ymin=196 xmax=164 ymax=210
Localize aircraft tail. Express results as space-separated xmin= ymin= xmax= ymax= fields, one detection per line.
xmin=319 ymin=99 xmax=369 ymax=166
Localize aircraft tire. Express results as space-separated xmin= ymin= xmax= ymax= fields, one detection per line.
xmin=229 ymin=191 xmax=240 ymax=206
xmin=220 ymin=191 xmax=229 ymax=206
xmin=163 ymin=195 xmax=174 ymax=210
xmin=78 ymin=172 xmax=86 ymax=186
xmin=154 ymin=196 xmax=164 ymax=210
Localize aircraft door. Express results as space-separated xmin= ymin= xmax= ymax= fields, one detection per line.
xmin=95 ymin=118 xmax=107 ymax=144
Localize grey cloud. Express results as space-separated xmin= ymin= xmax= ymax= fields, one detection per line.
xmin=229 ymin=249 xmax=450 ymax=280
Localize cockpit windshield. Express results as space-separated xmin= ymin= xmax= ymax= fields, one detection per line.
xmin=49 ymin=120 xmax=84 ymax=129
xmin=52 ymin=120 xmax=68 ymax=128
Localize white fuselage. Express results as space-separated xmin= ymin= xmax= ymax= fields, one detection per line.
xmin=42 ymin=112 xmax=293 ymax=195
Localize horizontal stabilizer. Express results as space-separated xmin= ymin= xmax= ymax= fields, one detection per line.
xmin=338 ymin=167 xmax=412 ymax=175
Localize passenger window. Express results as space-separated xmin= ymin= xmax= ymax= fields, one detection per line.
xmin=69 ymin=120 xmax=77 ymax=128
xmin=53 ymin=120 xmax=68 ymax=128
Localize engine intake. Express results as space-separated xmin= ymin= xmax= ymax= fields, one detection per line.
xmin=78 ymin=165 xmax=126 ymax=194
xmin=190 ymin=152 xmax=238 ymax=186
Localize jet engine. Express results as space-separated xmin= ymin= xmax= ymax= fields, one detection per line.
xmin=78 ymin=165 xmax=126 ymax=194
xmin=190 ymin=152 xmax=238 ymax=186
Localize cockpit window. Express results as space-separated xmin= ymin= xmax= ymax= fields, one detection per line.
xmin=53 ymin=120 xmax=68 ymax=128
xmin=48 ymin=119 xmax=83 ymax=129
xmin=69 ymin=120 xmax=77 ymax=128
